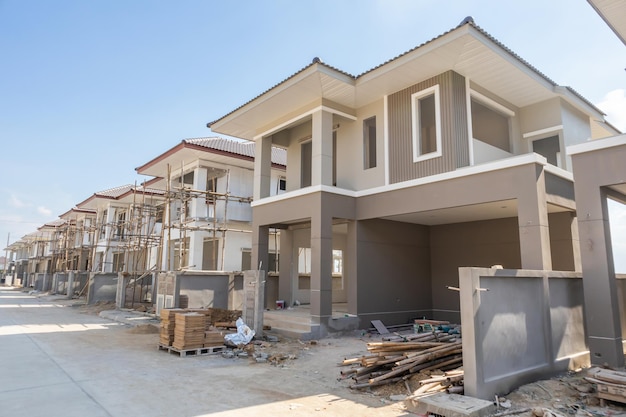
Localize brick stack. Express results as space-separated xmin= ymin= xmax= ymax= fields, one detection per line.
xmin=172 ymin=312 xmax=206 ymax=350
xmin=159 ymin=308 xmax=184 ymax=346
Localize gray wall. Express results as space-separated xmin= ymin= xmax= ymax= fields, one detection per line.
xmin=460 ymin=267 xmax=588 ymax=400
xmin=87 ymin=273 xmax=119 ymax=304
xmin=430 ymin=217 xmax=522 ymax=321
xmin=157 ymin=271 xmax=244 ymax=311
xmin=387 ymin=70 xmax=469 ymax=182
xmin=352 ymin=219 xmax=432 ymax=324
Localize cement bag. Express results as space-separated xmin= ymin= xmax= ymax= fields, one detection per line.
xmin=224 ymin=317 xmax=255 ymax=345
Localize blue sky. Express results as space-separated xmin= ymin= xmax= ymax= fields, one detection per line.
xmin=1 ymin=1 xmax=625 ymax=268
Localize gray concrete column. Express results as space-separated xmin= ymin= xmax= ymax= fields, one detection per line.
xmin=252 ymin=224 xmax=269 ymax=275
xmin=577 ymin=188 xmax=623 ymax=367
xmin=254 ymin=137 xmax=273 ymax=200
xmin=346 ymin=221 xmax=358 ymax=315
xmin=310 ymin=210 xmax=333 ymax=323
xmin=517 ymin=165 xmax=552 ymax=270
xmin=278 ymin=228 xmax=294 ymax=306
xmin=311 ymin=110 xmax=334 ymax=187
xmin=67 ymin=271 xmax=75 ymax=298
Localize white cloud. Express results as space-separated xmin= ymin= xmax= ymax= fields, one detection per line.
xmin=8 ymin=194 xmax=26 ymax=208
xmin=37 ymin=206 xmax=52 ymax=217
xmin=598 ymin=89 xmax=626 ymax=132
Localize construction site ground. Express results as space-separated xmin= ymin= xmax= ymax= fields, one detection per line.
xmin=1 ymin=287 xmax=625 ymax=417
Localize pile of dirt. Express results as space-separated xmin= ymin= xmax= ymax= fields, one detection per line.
xmin=74 ymin=300 xmax=117 ymax=315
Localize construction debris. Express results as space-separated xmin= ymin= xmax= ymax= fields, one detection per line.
xmin=584 ymin=367 xmax=626 ymax=407
xmin=340 ymin=330 xmax=463 ymax=392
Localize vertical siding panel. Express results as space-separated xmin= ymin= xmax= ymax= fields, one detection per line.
xmin=388 ymin=71 xmax=469 ymax=184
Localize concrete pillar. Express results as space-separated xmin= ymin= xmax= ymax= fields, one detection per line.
xmin=252 ymin=224 xmax=269 ymax=279
xmin=577 ymin=188 xmax=623 ymax=367
xmin=311 ymin=110 xmax=334 ymax=187
xmin=67 ymin=271 xmax=75 ymax=298
xmin=346 ymin=221 xmax=358 ymax=315
xmin=310 ymin=209 xmax=333 ymax=324
xmin=278 ymin=228 xmax=294 ymax=306
xmin=254 ymin=137 xmax=273 ymax=200
xmin=190 ymin=167 xmax=208 ymax=219
xmin=186 ymin=232 xmax=204 ymax=271
xmin=517 ymin=165 xmax=552 ymax=270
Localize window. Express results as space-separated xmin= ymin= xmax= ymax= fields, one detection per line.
xmin=532 ymin=135 xmax=560 ymax=166
xmin=278 ymin=177 xmax=286 ymax=191
xmin=301 ymin=141 xmax=312 ymax=187
xmin=206 ymin=176 xmax=217 ymax=205
xmin=115 ymin=211 xmax=126 ymax=239
xmin=298 ymin=247 xmax=311 ymax=274
xmin=411 ymin=85 xmax=442 ymax=162
xmin=471 ymin=99 xmax=510 ymax=151
xmin=363 ymin=117 xmax=377 ymax=169
xmin=332 ymin=249 xmax=343 ymax=274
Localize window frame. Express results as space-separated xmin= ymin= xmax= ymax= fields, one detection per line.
xmin=411 ymin=85 xmax=442 ymax=163
xmin=363 ymin=116 xmax=377 ymax=169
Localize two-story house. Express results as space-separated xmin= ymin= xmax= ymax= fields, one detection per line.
xmin=135 ymin=137 xmax=287 ymax=273
xmin=208 ymin=19 xmax=618 ymax=338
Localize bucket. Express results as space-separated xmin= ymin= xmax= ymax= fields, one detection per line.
xmin=276 ymin=300 xmax=285 ymax=309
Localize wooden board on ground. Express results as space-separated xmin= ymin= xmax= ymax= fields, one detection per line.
xmin=371 ymin=320 xmax=390 ymax=335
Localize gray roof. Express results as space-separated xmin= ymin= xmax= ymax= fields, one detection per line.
xmin=183 ymin=137 xmax=287 ymax=166
xmin=208 ymin=18 xmax=604 ymax=127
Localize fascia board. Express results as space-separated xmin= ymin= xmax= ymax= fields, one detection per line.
xmin=210 ymin=64 xmax=353 ymax=133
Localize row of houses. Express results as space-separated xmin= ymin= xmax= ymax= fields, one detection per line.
xmin=4 ymin=138 xmax=286 ymax=307
xmin=3 ymin=8 xmax=626 ymax=398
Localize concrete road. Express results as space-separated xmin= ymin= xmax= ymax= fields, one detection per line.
xmin=0 ymin=288 xmax=409 ymax=417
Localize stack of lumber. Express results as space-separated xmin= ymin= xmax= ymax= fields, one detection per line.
xmin=339 ymin=331 xmax=463 ymax=391
xmin=172 ymin=312 xmax=206 ymax=350
xmin=585 ymin=368 xmax=626 ymax=406
xmin=203 ymin=330 xmax=226 ymax=346
xmin=159 ymin=308 xmax=185 ymax=346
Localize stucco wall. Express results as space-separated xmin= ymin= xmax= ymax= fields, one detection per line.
xmin=87 ymin=273 xmax=118 ymax=304
xmin=352 ymin=219 xmax=432 ymax=324
xmin=430 ymin=218 xmax=522 ymax=321
xmin=460 ymin=267 xmax=588 ymax=400
xmin=157 ymin=272 xmax=244 ymax=311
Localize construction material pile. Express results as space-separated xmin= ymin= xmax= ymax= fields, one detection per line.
xmin=159 ymin=307 xmax=241 ymax=350
xmin=585 ymin=367 xmax=626 ymax=407
xmin=340 ymin=330 xmax=463 ymax=394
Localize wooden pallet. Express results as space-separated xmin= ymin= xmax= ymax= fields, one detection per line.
xmin=158 ymin=343 xmax=227 ymax=357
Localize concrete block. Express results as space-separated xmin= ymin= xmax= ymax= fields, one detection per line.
xmin=405 ymin=393 xmax=495 ymax=417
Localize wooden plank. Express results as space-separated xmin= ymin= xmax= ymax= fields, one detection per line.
xmin=371 ymin=320 xmax=390 ymax=335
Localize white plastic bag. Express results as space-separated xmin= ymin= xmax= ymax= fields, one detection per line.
xmin=224 ymin=317 xmax=255 ymax=345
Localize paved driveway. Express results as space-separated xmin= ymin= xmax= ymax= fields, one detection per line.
xmin=0 ymin=288 xmax=408 ymax=417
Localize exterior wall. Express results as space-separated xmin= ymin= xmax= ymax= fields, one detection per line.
xmin=156 ymin=271 xmax=244 ymax=312
xmin=284 ymin=120 xmax=312 ymax=191
xmin=519 ymin=98 xmax=562 ymax=139
xmin=548 ymin=211 xmax=579 ymax=271
xmin=352 ymin=219 xmax=432 ymax=324
xmin=87 ymin=272 xmax=118 ymax=304
xmin=387 ymin=71 xmax=469 ymax=183
xmin=460 ymin=267 xmax=588 ymax=400
xmin=430 ymin=218 xmax=522 ymax=322
xmin=339 ymin=100 xmax=386 ymax=191
xmin=560 ymin=101 xmax=592 ymax=171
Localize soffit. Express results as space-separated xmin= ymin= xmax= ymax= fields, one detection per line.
xmin=381 ymin=200 xmax=569 ymax=226
xmin=211 ymin=26 xmax=563 ymax=140
xmin=589 ymin=0 xmax=626 ymax=45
